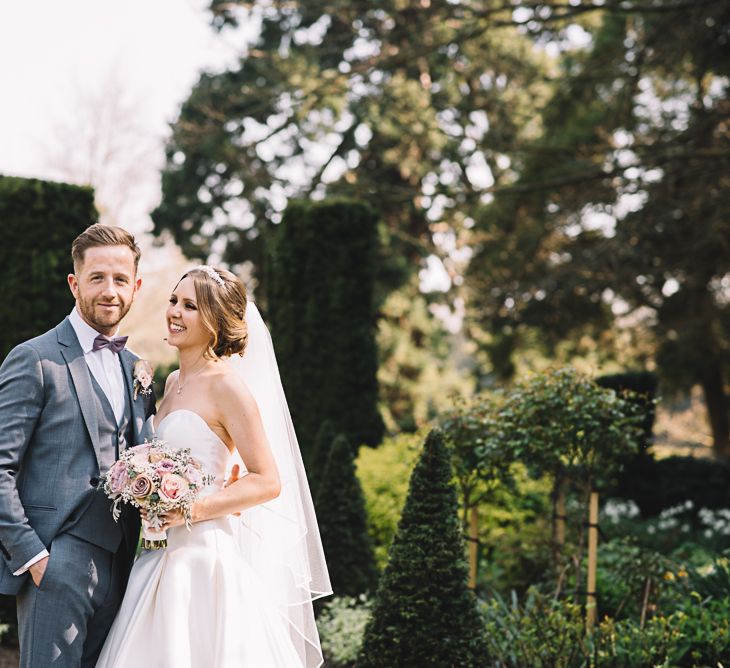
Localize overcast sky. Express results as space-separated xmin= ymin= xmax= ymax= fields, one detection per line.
xmin=0 ymin=0 xmax=237 ymax=190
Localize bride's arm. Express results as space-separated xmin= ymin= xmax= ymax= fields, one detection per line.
xmin=165 ymin=375 xmax=281 ymax=529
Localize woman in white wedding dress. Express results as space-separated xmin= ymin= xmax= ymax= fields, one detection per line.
xmin=97 ymin=266 xmax=331 ymax=668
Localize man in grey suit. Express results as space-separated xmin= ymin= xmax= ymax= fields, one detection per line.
xmin=0 ymin=224 xmax=156 ymax=667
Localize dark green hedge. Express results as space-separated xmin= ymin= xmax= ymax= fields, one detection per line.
xmin=0 ymin=175 xmax=96 ymax=359
xmin=615 ymin=454 xmax=730 ymax=518
xmin=315 ymin=430 xmax=379 ymax=597
xmin=267 ymin=198 xmax=384 ymax=463
xmin=596 ymin=371 xmax=658 ymax=451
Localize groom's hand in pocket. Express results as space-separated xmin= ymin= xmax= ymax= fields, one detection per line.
xmin=29 ymin=555 xmax=49 ymax=587
xmin=224 ymin=464 xmax=242 ymax=516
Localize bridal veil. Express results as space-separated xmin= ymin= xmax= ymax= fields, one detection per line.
xmin=223 ymin=301 xmax=332 ymax=668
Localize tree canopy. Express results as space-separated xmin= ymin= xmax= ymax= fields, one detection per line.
xmin=466 ymin=1 xmax=730 ymax=455
xmin=152 ymin=0 xmax=548 ymax=292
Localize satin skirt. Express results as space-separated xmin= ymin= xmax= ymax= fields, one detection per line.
xmin=96 ymin=517 xmax=303 ymax=668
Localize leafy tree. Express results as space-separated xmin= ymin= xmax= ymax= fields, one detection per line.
xmin=504 ymin=367 xmax=644 ymax=494
xmin=377 ymin=282 xmax=473 ymax=433
xmin=440 ymin=391 xmax=517 ymax=589
xmin=316 ymin=432 xmax=379 ymax=597
xmin=267 ymin=198 xmax=383 ymax=460
xmin=152 ymin=0 xmax=548 ymax=292
xmin=0 ymin=175 xmax=96 ymax=359
xmin=502 ymin=366 xmax=644 ymax=593
xmin=467 ymin=1 xmax=730 ymax=456
xmin=441 ymin=391 xmax=515 ymax=520
xmin=356 ymin=429 xmax=489 ymax=667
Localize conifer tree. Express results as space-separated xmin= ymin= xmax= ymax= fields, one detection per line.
xmin=357 ymin=430 xmax=488 ymax=667
xmin=268 ymin=198 xmax=384 ymax=462
xmin=316 ymin=432 xmax=378 ymax=598
xmin=307 ymin=419 xmax=336 ymax=494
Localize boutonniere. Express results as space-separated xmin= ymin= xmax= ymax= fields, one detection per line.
xmin=133 ymin=359 xmax=154 ymax=399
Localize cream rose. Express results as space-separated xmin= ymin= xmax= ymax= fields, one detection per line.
xmin=129 ymin=444 xmax=151 ymax=468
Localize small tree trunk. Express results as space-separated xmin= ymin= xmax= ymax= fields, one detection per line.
xmin=468 ymin=505 xmax=478 ymax=590
xmin=586 ymin=491 xmax=599 ymax=631
xmin=700 ymin=370 xmax=730 ymax=460
xmin=553 ymin=481 xmax=566 ymax=553
xmin=639 ymin=577 xmax=652 ymax=628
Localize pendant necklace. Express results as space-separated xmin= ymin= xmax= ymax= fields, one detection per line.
xmin=176 ymin=364 xmax=207 ymax=395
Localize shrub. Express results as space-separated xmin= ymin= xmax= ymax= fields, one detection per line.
xmin=482 ymin=588 xmax=730 ymax=667
xmin=357 ymin=430 xmax=488 ymax=667
xmin=317 ymin=595 xmax=372 ymax=668
xmin=483 ymin=590 xmax=589 ymax=668
xmin=316 ymin=433 xmax=379 ymax=597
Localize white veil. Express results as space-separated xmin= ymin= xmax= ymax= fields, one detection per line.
xmin=223 ymin=301 xmax=332 ymax=668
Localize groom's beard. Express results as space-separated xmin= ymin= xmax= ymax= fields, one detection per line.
xmin=77 ymin=294 xmax=133 ymax=333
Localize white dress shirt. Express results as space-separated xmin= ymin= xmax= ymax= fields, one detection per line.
xmin=15 ymin=307 xmax=127 ymax=577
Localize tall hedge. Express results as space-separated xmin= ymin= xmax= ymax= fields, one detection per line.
xmin=0 ymin=175 xmax=96 ymax=359
xmin=267 ymin=199 xmax=384 ymax=463
xmin=315 ymin=431 xmax=379 ymax=597
xmin=356 ymin=430 xmax=489 ymax=667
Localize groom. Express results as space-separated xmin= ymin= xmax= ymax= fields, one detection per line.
xmin=0 ymin=224 xmax=156 ymax=667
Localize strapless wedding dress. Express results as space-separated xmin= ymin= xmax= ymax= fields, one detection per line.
xmin=96 ymin=409 xmax=304 ymax=668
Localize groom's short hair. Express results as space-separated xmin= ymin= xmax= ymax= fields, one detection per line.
xmin=72 ymin=224 xmax=141 ymax=273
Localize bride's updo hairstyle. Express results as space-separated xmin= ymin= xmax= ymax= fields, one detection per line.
xmin=179 ymin=265 xmax=248 ymax=359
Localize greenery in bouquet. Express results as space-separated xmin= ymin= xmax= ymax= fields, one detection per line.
xmin=103 ymin=437 xmax=215 ymax=546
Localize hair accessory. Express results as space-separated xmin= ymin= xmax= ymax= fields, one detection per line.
xmin=192 ymin=265 xmax=225 ymax=287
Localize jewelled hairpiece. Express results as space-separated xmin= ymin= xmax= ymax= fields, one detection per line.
xmin=192 ymin=265 xmax=225 ymax=287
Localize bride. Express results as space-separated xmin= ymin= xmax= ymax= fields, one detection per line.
xmin=97 ymin=266 xmax=331 ymax=667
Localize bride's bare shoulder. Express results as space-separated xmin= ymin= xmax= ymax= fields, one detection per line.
xmin=209 ymin=364 xmax=254 ymax=406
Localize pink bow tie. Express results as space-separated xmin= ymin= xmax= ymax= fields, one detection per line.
xmin=92 ymin=334 xmax=128 ymax=353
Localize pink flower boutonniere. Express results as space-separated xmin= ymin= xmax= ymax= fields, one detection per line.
xmin=133 ymin=359 xmax=154 ymax=399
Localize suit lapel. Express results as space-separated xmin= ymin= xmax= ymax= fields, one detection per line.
xmin=57 ymin=318 xmax=103 ymax=470
xmin=120 ymin=349 xmax=145 ymax=446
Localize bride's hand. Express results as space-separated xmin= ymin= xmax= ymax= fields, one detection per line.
xmin=159 ymin=508 xmax=186 ymax=530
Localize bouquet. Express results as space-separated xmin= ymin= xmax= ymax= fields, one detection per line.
xmin=103 ymin=437 xmax=215 ymax=549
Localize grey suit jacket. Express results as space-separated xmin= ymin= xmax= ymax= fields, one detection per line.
xmin=0 ymin=317 xmax=156 ymax=595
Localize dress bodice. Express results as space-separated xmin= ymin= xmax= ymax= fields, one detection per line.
xmin=153 ymin=409 xmax=231 ymax=497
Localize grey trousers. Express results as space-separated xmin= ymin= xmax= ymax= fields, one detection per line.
xmin=16 ymin=533 xmax=126 ymax=668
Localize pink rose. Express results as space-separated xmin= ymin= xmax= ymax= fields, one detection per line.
xmin=155 ymin=459 xmax=176 ymax=475
xmin=131 ymin=474 xmax=153 ymax=499
xmin=136 ymin=370 xmax=152 ymax=387
xmin=108 ymin=461 xmax=129 ymax=495
xmin=159 ymin=474 xmax=189 ymax=502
